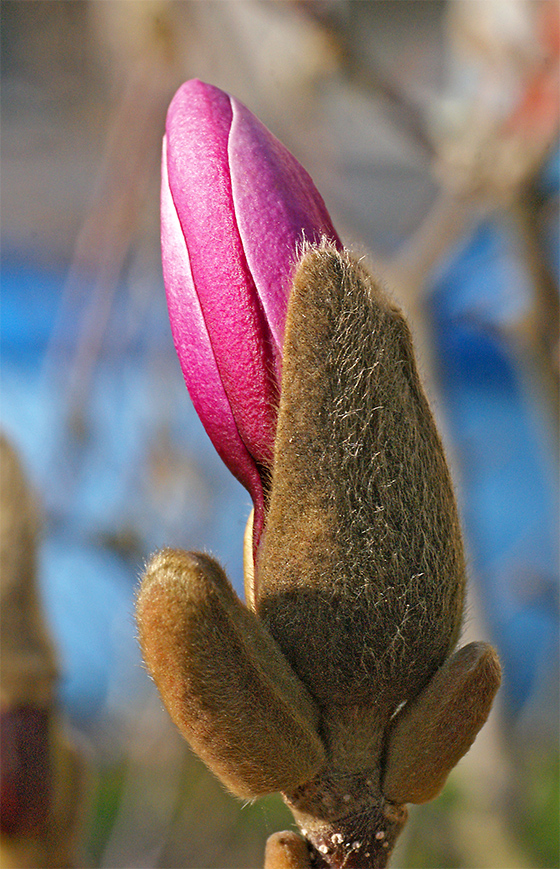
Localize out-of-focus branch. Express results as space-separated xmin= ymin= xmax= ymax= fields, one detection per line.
xmin=382 ymin=0 xmax=559 ymax=433
xmin=42 ymin=4 xmax=180 ymax=440
xmin=0 ymin=435 xmax=87 ymax=868
xmin=512 ymin=185 xmax=560 ymax=418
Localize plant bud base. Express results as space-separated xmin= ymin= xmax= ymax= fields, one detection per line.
xmin=137 ymin=245 xmax=501 ymax=869
xmin=285 ymin=774 xmax=407 ymax=869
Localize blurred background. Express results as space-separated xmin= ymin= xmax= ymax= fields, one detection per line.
xmin=1 ymin=1 xmax=558 ymax=867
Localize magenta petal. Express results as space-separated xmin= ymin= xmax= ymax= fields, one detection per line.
xmin=162 ymin=143 xmax=266 ymax=532
xmin=162 ymin=80 xmax=342 ymax=550
xmin=165 ymin=81 xmax=278 ymax=471
xmin=229 ymin=98 xmax=342 ymax=349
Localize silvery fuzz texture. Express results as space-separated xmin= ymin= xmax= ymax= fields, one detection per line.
xmin=137 ymin=246 xmax=501 ymax=869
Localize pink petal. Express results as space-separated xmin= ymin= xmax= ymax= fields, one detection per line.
xmin=161 ymin=142 xmax=266 ymax=532
xmin=165 ymin=81 xmax=278 ymax=471
xmin=162 ymin=80 xmax=343 ymax=552
xmin=229 ymin=97 xmax=342 ymax=350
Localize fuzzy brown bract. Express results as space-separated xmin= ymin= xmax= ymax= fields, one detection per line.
xmin=257 ymin=247 xmax=466 ymax=710
xmin=136 ymin=245 xmax=501 ymax=869
xmin=137 ymin=548 xmax=325 ymax=799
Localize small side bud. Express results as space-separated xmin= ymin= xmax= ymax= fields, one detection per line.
xmin=136 ymin=549 xmax=325 ymax=799
xmin=264 ymin=831 xmax=312 ymax=869
xmin=382 ymin=642 xmax=502 ymax=804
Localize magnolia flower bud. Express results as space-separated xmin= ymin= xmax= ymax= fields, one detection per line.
xmin=139 ymin=81 xmax=502 ymax=869
xmin=162 ymin=79 xmax=341 ymax=547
